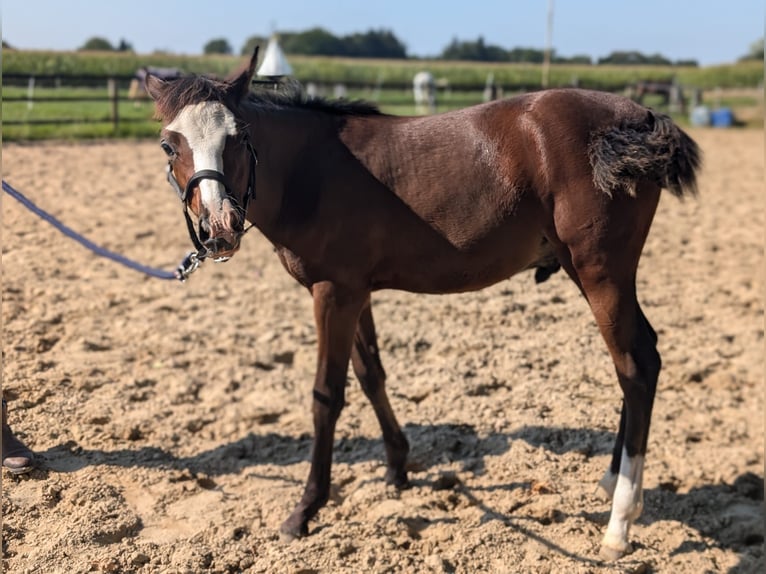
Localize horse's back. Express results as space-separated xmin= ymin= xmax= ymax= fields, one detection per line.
xmin=475 ymin=88 xmax=698 ymax=198
xmin=328 ymin=88 xmax=697 ymax=293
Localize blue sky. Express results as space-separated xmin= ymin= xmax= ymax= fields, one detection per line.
xmin=2 ymin=1 xmax=763 ymax=65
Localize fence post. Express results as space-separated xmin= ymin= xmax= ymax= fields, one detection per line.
xmin=27 ymin=76 xmax=35 ymax=110
xmin=108 ymin=78 xmax=119 ymax=131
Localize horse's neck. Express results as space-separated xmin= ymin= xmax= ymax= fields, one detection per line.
xmin=243 ymin=108 xmax=331 ymax=240
xmin=256 ymin=105 xmax=326 ymax=141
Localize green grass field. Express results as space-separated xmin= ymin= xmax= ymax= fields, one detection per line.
xmin=1 ymin=84 xmax=502 ymax=140
xmin=3 ymin=50 xmax=763 ymax=140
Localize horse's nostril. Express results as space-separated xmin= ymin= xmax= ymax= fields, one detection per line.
xmin=203 ymin=235 xmax=240 ymax=258
xmin=223 ymin=209 xmax=244 ymax=232
xmin=204 ymin=237 xmax=223 ymax=249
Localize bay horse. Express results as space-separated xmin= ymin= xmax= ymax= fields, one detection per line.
xmin=145 ymin=49 xmax=700 ymax=560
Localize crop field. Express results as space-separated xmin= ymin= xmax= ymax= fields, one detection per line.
xmin=4 ymin=50 xmax=763 ymax=90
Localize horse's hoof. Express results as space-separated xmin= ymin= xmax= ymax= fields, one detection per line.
xmin=278 ymin=530 xmax=299 ymax=544
xmin=599 ymin=541 xmax=633 ymax=561
xmin=385 ymin=469 xmax=410 ymax=489
xmin=279 ymin=518 xmax=308 ymax=542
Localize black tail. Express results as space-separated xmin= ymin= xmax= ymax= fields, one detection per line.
xmin=588 ymin=111 xmax=702 ymax=198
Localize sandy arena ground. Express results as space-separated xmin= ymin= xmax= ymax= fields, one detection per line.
xmin=2 ymin=127 xmax=763 ymax=573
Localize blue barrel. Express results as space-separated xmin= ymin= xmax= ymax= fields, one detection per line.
xmin=710 ymin=107 xmax=734 ymax=127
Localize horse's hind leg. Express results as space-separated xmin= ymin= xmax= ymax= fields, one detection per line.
xmin=589 ymin=291 xmax=660 ymax=561
xmin=351 ymin=297 xmax=410 ymax=487
xmin=553 ymin=183 xmax=662 ymax=559
xmin=597 ymin=302 xmax=658 ymax=501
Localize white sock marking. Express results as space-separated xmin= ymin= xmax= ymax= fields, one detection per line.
xmin=602 ymin=447 xmax=644 ymax=554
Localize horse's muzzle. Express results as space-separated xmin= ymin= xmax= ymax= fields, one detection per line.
xmin=198 ymin=212 xmax=244 ymax=262
xmin=203 ymin=233 xmax=242 ymax=262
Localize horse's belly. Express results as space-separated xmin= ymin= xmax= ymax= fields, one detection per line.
xmin=374 ymin=229 xmax=547 ymax=294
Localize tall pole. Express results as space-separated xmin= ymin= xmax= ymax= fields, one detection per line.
xmin=542 ymin=0 xmax=554 ymax=88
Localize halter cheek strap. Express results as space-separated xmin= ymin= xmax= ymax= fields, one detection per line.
xmin=166 ymin=165 xmax=219 ymax=254
xmin=166 ymin=136 xmax=258 ymax=264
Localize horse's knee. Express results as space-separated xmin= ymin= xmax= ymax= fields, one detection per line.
xmin=643 ymin=344 xmax=661 ymax=390
xmin=640 ymin=309 xmax=658 ymax=345
xmin=616 ymin=325 xmax=660 ymax=386
xmin=629 ymin=335 xmax=661 ymax=395
xmin=312 ymin=388 xmax=345 ymax=419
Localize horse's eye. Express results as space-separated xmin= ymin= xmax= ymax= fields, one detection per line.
xmin=160 ymin=140 xmax=175 ymax=157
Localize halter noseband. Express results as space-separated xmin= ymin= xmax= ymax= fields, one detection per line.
xmin=167 ymin=136 xmax=258 ymax=279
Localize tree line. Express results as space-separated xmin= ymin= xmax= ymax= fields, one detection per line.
xmin=66 ymin=29 xmax=765 ymax=66
xmin=239 ymin=28 xmax=407 ymax=59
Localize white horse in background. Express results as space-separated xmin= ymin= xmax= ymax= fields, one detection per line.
xmin=413 ymin=71 xmax=436 ymax=114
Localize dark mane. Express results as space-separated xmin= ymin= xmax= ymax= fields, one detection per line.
xmin=247 ymin=81 xmax=383 ymax=117
xmin=153 ymin=75 xmax=230 ymax=121
xmin=154 ymin=74 xmax=382 ymax=121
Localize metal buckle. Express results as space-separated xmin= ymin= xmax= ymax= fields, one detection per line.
xmin=175 ymin=251 xmax=202 ymax=282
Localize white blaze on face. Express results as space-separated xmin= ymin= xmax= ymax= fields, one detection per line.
xmin=166 ymin=101 xmax=238 ymax=213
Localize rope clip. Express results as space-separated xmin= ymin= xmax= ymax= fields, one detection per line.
xmin=175 ymin=251 xmax=203 ymax=282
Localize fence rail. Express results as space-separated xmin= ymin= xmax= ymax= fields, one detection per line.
xmin=3 ymin=72 xmax=498 ymax=90
xmin=3 ymin=73 xmax=137 ymax=86
xmin=2 ymin=72 xmax=550 ymax=138
xmin=3 ymin=73 xmax=138 ymax=130
xmin=2 ymin=72 xmax=502 ymax=126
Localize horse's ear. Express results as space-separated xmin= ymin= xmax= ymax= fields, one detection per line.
xmin=145 ymin=73 xmax=166 ymax=101
xmin=228 ymin=46 xmax=259 ymax=102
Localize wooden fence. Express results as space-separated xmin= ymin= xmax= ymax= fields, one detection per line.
xmin=3 ymin=73 xmax=146 ymax=130
xmin=3 ymin=72 xmax=507 ymax=133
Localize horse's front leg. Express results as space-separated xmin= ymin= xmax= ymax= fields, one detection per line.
xmin=280 ymin=281 xmax=367 ymax=540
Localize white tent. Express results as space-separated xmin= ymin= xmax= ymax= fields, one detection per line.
xmin=257 ymin=35 xmax=293 ymax=77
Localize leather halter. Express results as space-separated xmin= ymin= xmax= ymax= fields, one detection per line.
xmin=166 ymin=136 xmax=258 ymax=265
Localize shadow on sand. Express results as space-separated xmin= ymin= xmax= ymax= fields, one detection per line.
xmin=27 ymin=422 xmax=763 ymax=572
